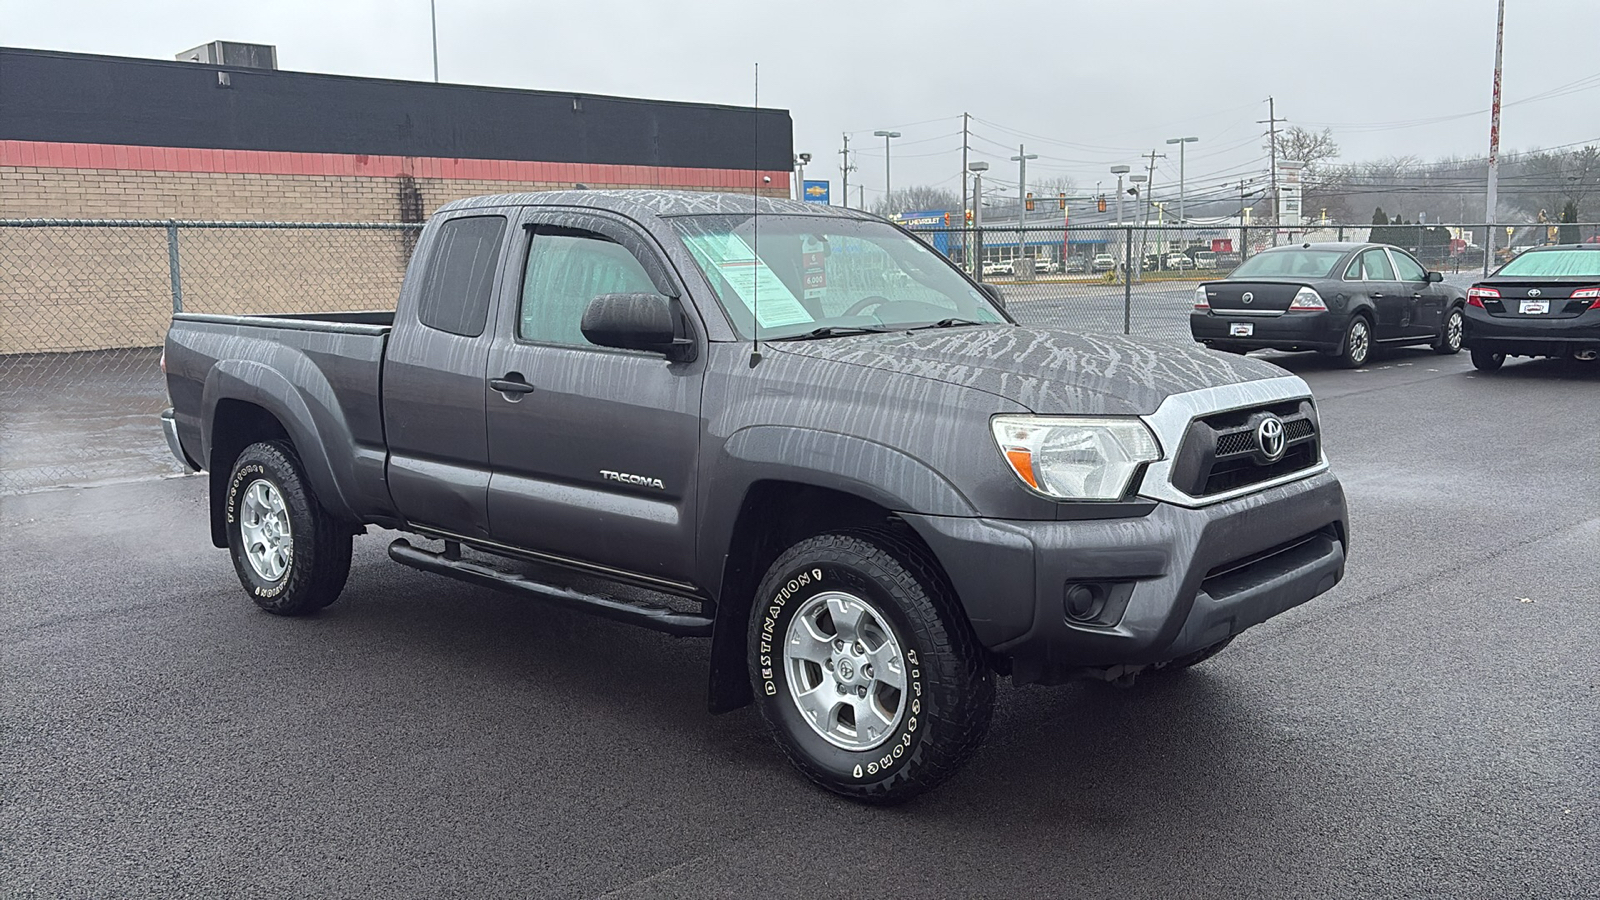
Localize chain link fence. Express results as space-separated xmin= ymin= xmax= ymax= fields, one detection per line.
xmin=4 ymin=216 xmax=1597 ymax=494
xmin=0 ymin=220 xmax=420 ymax=494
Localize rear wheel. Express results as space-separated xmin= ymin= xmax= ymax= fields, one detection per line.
xmin=225 ymin=440 xmax=353 ymax=615
xmin=1338 ymin=316 xmax=1373 ymax=368
xmin=1470 ymin=348 xmax=1506 ymax=371
xmin=1434 ymin=307 xmax=1464 ymax=354
xmin=748 ymin=530 xmax=993 ymax=805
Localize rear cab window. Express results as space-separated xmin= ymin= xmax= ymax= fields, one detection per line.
xmin=417 ymin=215 xmax=508 ymax=337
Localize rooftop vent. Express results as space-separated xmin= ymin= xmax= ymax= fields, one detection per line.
xmin=176 ymin=41 xmax=278 ymax=70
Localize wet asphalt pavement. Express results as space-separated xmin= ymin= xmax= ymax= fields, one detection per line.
xmin=2 ymin=347 xmax=1596 ymax=899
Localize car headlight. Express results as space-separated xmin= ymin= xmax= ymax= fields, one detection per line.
xmin=991 ymin=415 xmax=1162 ymax=500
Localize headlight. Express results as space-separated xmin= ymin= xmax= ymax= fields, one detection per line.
xmin=991 ymin=415 xmax=1162 ymax=500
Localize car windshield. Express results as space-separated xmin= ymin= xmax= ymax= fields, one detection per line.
xmin=667 ymin=214 xmax=1006 ymax=339
xmin=1229 ymin=249 xmax=1348 ymax=279
xmin=1495 ymin=249 xmax=1600 ymax=278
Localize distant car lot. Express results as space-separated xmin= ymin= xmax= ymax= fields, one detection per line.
xmin=2 ymin=344 xmax=1595 ymax=898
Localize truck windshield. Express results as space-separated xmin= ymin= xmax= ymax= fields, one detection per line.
xmin=1229 ymin=249 xmax=1347 ymax=279
xmin=667 ymin=214 xmax=1006 ymax=339
xmin=1496 ymin=249 xmax=1600 ymax=278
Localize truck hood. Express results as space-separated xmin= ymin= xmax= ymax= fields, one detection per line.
xmin=768 ymin=326 xmax=1290 ymax=416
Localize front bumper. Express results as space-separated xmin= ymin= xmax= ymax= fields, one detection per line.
xmin=1190 ymin=310 xmax=1344 ymax=352
xmin=906 ymin=471 xmax=1348 ymax=685
xmin=1463 ymin=307 xmax=1600 ymax=356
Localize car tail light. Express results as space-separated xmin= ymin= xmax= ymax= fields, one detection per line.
xmin=1192 ymin=286 xmax=1209 ymax=310
xmin=1570 ymin=287 xmax=1600 ymax=309
xmin=1467 ymin=286 xmax=1499 ymax=308
xmin=1287 ymin=287 xmax=1327 ymax=311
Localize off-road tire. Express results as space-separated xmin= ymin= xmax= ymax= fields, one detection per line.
xmin=1339 ymin=315 xmax=1373 ymax=368
xmin=1470 ymin=347 xmax=1505 ymax=371
xmin=1434 ymin=306 xmax=1464 ymax=354
xmin=225 ymin=440 xmax=352 ymax=615
xmin=748 ymin=529 xmax=994 ymax=805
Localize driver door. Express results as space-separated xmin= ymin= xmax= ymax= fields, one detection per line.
xmin=482 ymin=211 xmax=705 ymax=588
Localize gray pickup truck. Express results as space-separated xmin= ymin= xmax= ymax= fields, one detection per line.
xmin=163 ymin=191 xmax=1349 ymax=804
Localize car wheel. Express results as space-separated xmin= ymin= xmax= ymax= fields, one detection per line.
xmin=1470 ymin=348 xmax=1506 ymax=371
xmin=225 ymin=440 xmax=353 ymax=615
xmin=1434 ymin=307 xmax=1464 ymax=354
xmin=748 ymin=529 xmax=993 ymax=805
xmin=1339 ymin=316 xmax=1373 ymax=368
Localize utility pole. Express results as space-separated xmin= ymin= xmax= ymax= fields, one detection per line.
xmin=1011 ymin=144 xmax=1038 ymax=267
xmin=1259 ymin=97 xmax=1286 ymax=225
xmin=1485 ymin=0 xmax=1506 ymax=271
xmin=839 ymin=134 xmax=854 ymax=209
xmin=961 ymin=114 xmax=971 ymax=227
xmin=1144 ymin=149 xmax=1165 ymax=255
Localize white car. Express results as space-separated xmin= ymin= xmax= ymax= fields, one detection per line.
xmin=1193 ymin=250 xmax=1218 ymax=269
xmin=1166 ymin=253 xmax=1195 ymax=270
xmin=1030 ymin=257 xmax=1059 ymax=274
xmin=1091 ymin=254 xmax=1117 ymax=272
xmin=981 ymin=259 xmax=1013 ymax=276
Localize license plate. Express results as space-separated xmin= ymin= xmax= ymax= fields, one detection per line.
xmin=1519 ymin=300 xmax=1549 ymax=314
xmin=1230 ymin=323 xmax=1254 ymax=337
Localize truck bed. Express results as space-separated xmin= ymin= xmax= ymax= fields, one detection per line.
xmin=164 ymin=310 xmax=398 ymax=527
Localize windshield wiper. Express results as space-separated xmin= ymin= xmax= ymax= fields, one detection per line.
xmin=905 ymin=317 xmax=988 ymax=331
xmin=771 ymin=325 xmax=893 ymax=341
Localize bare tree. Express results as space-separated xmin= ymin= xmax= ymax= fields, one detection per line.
xmin=873 ymin=185 xmax=961 ymax=218
xmin=1269 ymin=126 xmax=1346 ymax=221
xmin=1031 ymin=174 xmax=1078 ymax=198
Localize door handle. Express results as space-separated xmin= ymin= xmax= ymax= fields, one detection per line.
xmin=490 ymin=376 xmax=536 ymax=395
xmin=1370 ymin=292 xmax=1385 ymax=298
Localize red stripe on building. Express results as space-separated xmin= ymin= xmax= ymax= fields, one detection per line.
xmin=0 ymin=139 xmax=791 ymax=190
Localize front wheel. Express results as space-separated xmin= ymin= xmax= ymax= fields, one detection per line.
xmin=1434 ymin=307 xmax=1464 ymax=354
xmin=748 ymin=530 xmax=993 ymax=805
xmin=225 ymin=440 xmax=353 ymax=615
xmin=1470 ymin=347 xmax=1506 ymax=371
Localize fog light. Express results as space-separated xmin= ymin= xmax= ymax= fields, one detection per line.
xmin=1064 ymin=583 xmax=1107 ymax=622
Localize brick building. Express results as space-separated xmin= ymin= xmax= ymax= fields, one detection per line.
xmin=0 ymin=46 xmax=793 ymax=352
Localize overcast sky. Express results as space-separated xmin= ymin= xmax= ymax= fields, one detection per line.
xmin=6 ymin=0 xmax=1598 ymax=207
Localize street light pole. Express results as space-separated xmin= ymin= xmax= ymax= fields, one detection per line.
xmin=1111 ymin=164 xmax=1130 ymax=227
xmin=1010 ymin=144 xmax=1037 ymax=268
xmin=1165 ymin=136 xmax=1198 ymax=223
xmin=969 ymin=161 xmax=989 ymax=276
xmin=873 ymin=130 xmax=901 ymax=210
xmin=430 ymin=0 xmax=439 ymax=82
xmin=793 ymin=152 xmax=811 ymax=201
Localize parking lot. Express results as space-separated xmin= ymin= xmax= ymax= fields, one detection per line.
xmin=2 ymin=346 xmax=1596 ymax=899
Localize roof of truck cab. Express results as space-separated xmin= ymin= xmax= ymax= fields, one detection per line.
xmin=436 ymin=189 xmax=880 ymax=220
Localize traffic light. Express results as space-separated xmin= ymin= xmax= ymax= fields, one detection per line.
xmin=943 ymin=212 xmax=951 ymax=226
xmin=964 ymin=209 xmax=973 ymax=223
xmin=1059 ymin=192 xmax=1067 ymax=210
xmin=1097 ymin=195 xmax=1107 ymax=213
xmin=1025 ymin=192 xmax=1035 ymax=212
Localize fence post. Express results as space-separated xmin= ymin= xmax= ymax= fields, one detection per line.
xmin=165 ymin=221 xmax=183 ymax=314
xmin=1338 ymin=226 xmax=1346 ymax=242
xmin=1122 ymin=227 xmax=1133 ymax=335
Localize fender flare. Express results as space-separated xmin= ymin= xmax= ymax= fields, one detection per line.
xmin=201 ymin=359 xmax=361 ymax=524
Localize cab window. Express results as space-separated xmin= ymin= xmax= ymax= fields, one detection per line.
xmin=518 ymin=228 xmax=659 ymax=347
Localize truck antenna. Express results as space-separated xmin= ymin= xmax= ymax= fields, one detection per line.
xmin=749 ymin=62 xmax=763 ymax=368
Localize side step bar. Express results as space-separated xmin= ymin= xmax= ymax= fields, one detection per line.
xmin=388 ymin=539 xmax=714 ymax=637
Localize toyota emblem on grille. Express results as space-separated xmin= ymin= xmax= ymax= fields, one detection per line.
xmin=1242 ymin=291 xmax=1255 ymax=304
xmin=1527 ymin=288 xmax=1541 ymax=297
xmin=1257 ymin=416 xmax=1287 ymax=462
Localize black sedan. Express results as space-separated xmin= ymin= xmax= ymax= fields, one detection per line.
xmin=1462 ymin=244 xmax=1600 ymax=371
xmin=1190 ymin=242 xmax=1467 ymax=368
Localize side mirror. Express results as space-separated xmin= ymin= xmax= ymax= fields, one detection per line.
xmin=1425 ymin=271 xmax=1443 ymax=283
xmin=978 ymin=283 xmax=1005 ymax=309
xmin=580 ymin=293 xmax=694 ymax=361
